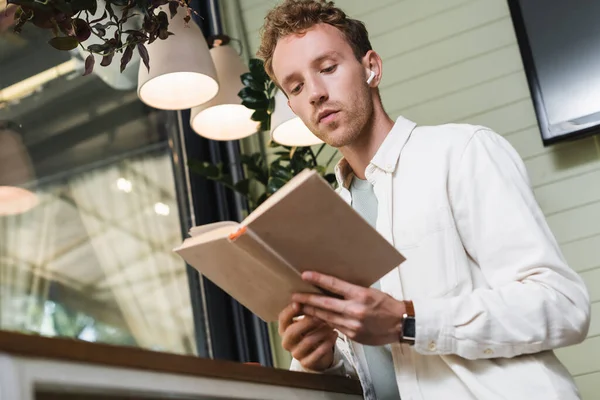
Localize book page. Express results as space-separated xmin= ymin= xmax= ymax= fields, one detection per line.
xmin=174 ymin=224 xmax=237 ymax=252
xmin=189 ymin=221 xmax=238 ymax=237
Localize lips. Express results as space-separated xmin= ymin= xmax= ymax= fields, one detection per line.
xmin=317 ymin=109 xmax=338 ymax=124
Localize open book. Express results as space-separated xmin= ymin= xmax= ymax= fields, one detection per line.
xmin=174 ymin=169 xmax=405 ymax=322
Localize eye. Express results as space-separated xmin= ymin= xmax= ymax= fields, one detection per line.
xmin=321 ymin=64 xmax=337 ymax=73
xmin=290 ymin=83 xmax=303 ymax=95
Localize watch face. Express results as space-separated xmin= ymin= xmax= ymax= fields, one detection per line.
xmin=403 ymin=317 xmax=416 ymax=339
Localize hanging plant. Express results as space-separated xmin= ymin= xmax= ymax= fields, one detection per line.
xmin=6 ymin=0 xmax=193 ymax=75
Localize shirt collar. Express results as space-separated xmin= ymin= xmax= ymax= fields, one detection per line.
xmin=334 ymin=116 xmax=417 ymax=188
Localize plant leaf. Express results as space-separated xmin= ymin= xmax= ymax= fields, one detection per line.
xmin=48 ymin=36 xmax=79 ymax=51
xmin=157 ymin=10 xmax=168 ymax=25
xmin=241 ymin=72 xmax=264 ymax=92
xmin=270 ymin=163 xmax=292 ymax=181
xmin=88 ymin=42 xmax=110 ymax=54
xmin=256 ymin=192 xmax=269 ymax=207
xmin=267 ymin=177 xmax=287 ymax=194
xmin=151 ymin=0 xmax=168 ymax=7
xmin=240 ymin=153 xmax=268 ymax=185
xmin=74 ymin=18 xmax=91 ymax=42
xmin=90 ymin=10 xmax=107 ymax=24
xmin=70 ymin=0 xmax=96 ymax=13
xmin=136 ymin=0 xmax=150 ymax=12
xmin=13 ymin=7 xmax=32 ymax=33
xmin=83 ymin=53 xmax=95 ymax=76
xmin=323 ymin=173 xmax=337 ymax=186
xmin=242 ymin=98 xmax=269 ymax=111
xmin=188 ymin=159 xmax=221 ymax=179
xmin=105 ymin=2 xmax=116 ymax=21
xmin=137 ymin=43 xmax=150 ymax=72
xmin=290 ymin=152 xmax=309 ymax=173
xmin=250 ymin=109 xmax=269 ymax=123
xmin=100 ymin=52 xmax=114 ymax=66
xmin=92 ymin=21 xmax=115 ymax=37
xmin=120 ymin=44 xmax=134 ymax=72
xmin=259 ymin=120 xmax=269 ymax=132
xmin=8 ymin=0 xmax=49 ymax=11
xmin=248 ymin=58 xmax=269 ymax=83
xmin=158 ymin=27 xmax=169 ymax=40
xmin=168 ymin=0 xmax=178 ymax=18
xmin=52 ymin=0 xmax=72 ymax=14
xmin=238 ymin=86 xmax=266 ymax=103
xmin=234 ymin=179 xmax=251 ymax=196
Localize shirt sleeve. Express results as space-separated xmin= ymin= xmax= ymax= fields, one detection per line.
xmin=289 ymin=336 xmax=358 ymax=378
xmin=412 ymin=128 xmax=591 ymax=360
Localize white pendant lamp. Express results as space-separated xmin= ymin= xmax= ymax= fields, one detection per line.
xmin=190 ymin=40 xmax=259 ymax=140
xmin=271 ymin=89 xmax=323 ymax=146
xmin=137 ymin=6 xmax=219 ymax=110
xmin=0 ymin=124 xmax=38 ymax=216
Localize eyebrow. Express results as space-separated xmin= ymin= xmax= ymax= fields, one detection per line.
xmin=280 ymin=50 xmax=341 ymax=89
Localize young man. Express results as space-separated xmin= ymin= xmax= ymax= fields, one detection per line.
xmin=257 ymin=1 xmax=591 ymax=399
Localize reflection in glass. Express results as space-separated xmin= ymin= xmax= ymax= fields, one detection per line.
xmin=0 ymin=14 xmax=196 ymax=355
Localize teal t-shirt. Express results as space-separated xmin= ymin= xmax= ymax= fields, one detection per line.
xmin=350 ymin=176 xmax=401 ymax=400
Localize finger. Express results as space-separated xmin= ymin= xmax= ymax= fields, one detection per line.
xmin=300 ymin=335 xmax=337 ymax=371
xmin=281 ymin=315 xmax=325 ymax=351
xmin=301 ymin=271 xmax=362 ymax=298
xmin=278 ymin=303 xmax=302 ymax=335
xmin=302 ymin=305 xmax=361 ymax=333
xmin=291 ymin=293 xmax=350 ymax=315
xmin=292 ymin=325 xmax=336 ymax=361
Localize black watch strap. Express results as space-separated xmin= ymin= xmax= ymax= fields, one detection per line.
xmin=400 ymin=300 xmax=416 ymax=345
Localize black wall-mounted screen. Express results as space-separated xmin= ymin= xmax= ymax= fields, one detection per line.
xmin=507 ymin=0 xmax=600 ymax=146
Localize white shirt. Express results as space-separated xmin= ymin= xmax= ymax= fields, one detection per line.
xmin=290 ymin=116 xmax=591 ymax=400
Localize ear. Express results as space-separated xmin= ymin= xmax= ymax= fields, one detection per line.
xmin=362 ymin=50 xmax=383 ymax=87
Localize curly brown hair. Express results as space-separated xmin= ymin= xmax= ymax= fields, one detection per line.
xmin=257 ymin=0 xmax=372 ymax=84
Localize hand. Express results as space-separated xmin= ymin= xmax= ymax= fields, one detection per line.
xmin=278 ymin=303 xmax=338 ymax=371
xmin=292 ymin=271 xmax=406 ymax=346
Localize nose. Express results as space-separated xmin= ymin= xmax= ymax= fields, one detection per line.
xmin=308 ymin=77 xmax=328 ymax=106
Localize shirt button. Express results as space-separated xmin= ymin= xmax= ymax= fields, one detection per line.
xmin=484 ymin=348 xmax=494 ymax=355
xmin=428 ymin=341 xmax=437 ymax=351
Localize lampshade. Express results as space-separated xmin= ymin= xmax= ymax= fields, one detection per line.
xmin=190 ymin=43 xmax=259 ymax=140
xmin=137 ymin=6 xmax=219 ymax=110
xmin=0 ymin=124 xmax=38 ymax=216
xmin=271 ymin=89 xmax=323 ymax=146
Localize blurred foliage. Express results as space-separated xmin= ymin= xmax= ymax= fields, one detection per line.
xmin=4 ymin=294 xmax=136 ymax=346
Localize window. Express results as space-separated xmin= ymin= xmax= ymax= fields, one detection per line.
xmin=0 ymin=17 xmax=197 ymax=355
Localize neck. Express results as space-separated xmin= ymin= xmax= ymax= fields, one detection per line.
xmin=339 ymin=101 xmax=394 ymax=180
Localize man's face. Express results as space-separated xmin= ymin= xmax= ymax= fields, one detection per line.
xmin=271 ymin=23 xmax=373 ymax=148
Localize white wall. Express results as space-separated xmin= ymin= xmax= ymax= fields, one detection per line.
xmin=234 ymin=1 xmax=600 ymax=397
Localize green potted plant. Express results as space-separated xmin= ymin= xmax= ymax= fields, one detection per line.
xmin=6 ymin=0 xmax=193 ymax=75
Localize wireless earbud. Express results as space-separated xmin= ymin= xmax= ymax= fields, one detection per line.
xmin=366 ymin=70 xmax=376 ymax=84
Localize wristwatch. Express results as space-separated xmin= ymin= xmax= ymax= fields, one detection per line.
xmin=399 ymin=300 xmax=416 ymax=345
